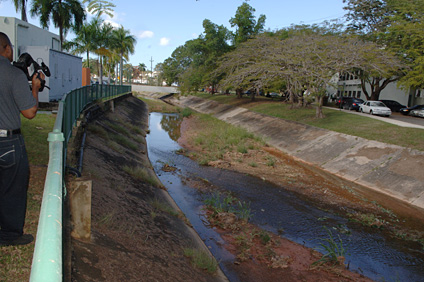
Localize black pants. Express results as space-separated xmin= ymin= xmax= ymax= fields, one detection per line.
xmin=0 ymin=134 xmax=29 ymax=241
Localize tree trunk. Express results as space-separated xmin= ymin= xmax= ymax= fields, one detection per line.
xmin=59 ymin=26 xmax=64 ymax=51
xmin=21 ymin=0 xmax=27 ymax=22
xmin=236 ymin=88 xmax=242 ymax=99
xmin=315 ymin=96 xmax=325 ymax=118
xmin=100 ymin=56 xmax=103 ymax=85
xmin=120 ymin=51 xmax=124 ymax=85
xmin=361 ymin=76 xmax=398 ymax=101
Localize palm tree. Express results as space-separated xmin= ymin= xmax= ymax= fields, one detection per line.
xmin=112 ymin=26 xmax=136 ymax=85
xmin=138 ymin=63 xmax=146 ymax=83
xmin=12 ymin=0 xmax=28 ymax=22
xmin=92 ymin=20 xmax=114 ymax=84
xmin=30 ymin=0 xmax=85 ymax=50
xmin=63 ymin=18 xmax=97 ymax=67
xmin=82 ymin=0 xmax=115 ymax=18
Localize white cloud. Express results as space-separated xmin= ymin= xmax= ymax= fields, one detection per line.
xmin=160 ymin=37 xmax=170 ymax=46
xmin=139 ymin=31 xmax=154 ymax=39
xmin=104 ymin=19 xmax=120 ymax=28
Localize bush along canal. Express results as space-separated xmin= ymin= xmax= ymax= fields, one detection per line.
xmin=146 ymin=112 xmax=424 ymax=282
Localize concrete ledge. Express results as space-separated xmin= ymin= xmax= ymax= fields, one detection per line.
xmin=168 ymin=95 xmax=424 ymax=210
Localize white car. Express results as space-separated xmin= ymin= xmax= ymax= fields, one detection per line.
xmin=360 ymin=101 xmax=392 ymax=117
xmin=410 ymin=109 xmax=424 ymax=118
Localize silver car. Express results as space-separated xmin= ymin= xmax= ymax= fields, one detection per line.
xmin=360 ymin=101 xmax=392 ymax=117
xmin=410 ymin=109 xmax=424 ymax=118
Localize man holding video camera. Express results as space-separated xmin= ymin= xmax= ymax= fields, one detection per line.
xmin=0 ymin=32 xmax=45 ymax=246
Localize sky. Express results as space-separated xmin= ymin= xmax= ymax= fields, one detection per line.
xmin=0 ymin=0 xmax=347 ymax=70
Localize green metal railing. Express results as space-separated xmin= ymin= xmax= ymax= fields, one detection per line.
xmin=29 ymin=84 xmax=131 ymax=282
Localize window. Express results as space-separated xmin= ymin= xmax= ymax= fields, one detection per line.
xmin=357 ymin=91 xmax=361 ymax=98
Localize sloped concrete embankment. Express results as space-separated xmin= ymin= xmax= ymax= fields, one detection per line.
xmin=167 ymin=95 xmax=424 ymax=210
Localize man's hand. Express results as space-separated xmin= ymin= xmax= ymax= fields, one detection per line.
xmin=21 ymin=72 xmax=44 ymax=119
xmin=32 ymin=72 xmax=45 ymax=92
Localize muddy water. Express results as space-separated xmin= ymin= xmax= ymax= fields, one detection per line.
xmin=146 ymin=112 xmax=424 ymax=282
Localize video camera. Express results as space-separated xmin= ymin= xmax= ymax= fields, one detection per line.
xmin=13 ymin=53 xmax=51 ymax=92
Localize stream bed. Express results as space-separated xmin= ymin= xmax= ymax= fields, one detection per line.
xmin=146 ymin=112 xmax=424 ymax=282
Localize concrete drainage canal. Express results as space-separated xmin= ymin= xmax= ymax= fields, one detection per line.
xmin=146 ymin=112 xmax=424 ymax=282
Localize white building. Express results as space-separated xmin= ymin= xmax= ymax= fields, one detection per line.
xmin=0 ymin=16 xmax=82 ymax=102
xmin=337 ymin=72 xmax=423 ymax=107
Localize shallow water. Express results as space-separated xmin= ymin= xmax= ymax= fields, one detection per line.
xmin=146 ymin=112 xmax=424 ymax=282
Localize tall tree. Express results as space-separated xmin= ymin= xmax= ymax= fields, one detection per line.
xmin=112 ymin=26 xmax=136 ymax=85
xmin=342 ymin=0 xmax=421 ymax=98
xmin=30 ymin=0 xmax=85 ymax=50
xmin=63 ymin=18 xmax=97 ymax=67
xmin=343 ymin=0 xmax=390 ymax=37
xmin=12 ymin=0 xmax=28 ymax=21
xmin=216 ymin=32 xmax=404 ymax=117
xmin=383 ymin=0 xmax=424 ymax=91
xmin=229 ymin=2 xmax=266 ymax=46
xmin=82 ymin=0 xmax=115 ymax=18
xmin=138 ymin=63 xmax=146 ymax=83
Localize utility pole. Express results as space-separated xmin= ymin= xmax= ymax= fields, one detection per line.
xmin=150 ymin=56 xmax=154 ymax=85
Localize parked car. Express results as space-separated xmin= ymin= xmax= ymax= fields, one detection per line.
xmin=335 ymin=96 xmax=353 ymax=107
xmin=378 ymin=100 xmax=406 ymax=112
xmin=360 ymin=101 xmax=392 ymax=117
xmin=266 ymin=92 xmax=280 ymax=98
xmin=410 ymin=108 xmax=424 ymax=118
xmin=343 ymin=98 xmax=364 ymax=111
xmin=399 ymin=104 xmax=424 ymax=115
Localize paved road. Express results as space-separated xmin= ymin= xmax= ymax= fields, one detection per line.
xmin=327 ymin=107 xmax=424 ymax=129
xmin=131 ymin=84 xmax=178 ymax=94
xmin=390 ymin=112 xmax=424 ymax=127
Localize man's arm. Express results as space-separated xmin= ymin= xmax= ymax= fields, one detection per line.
xmin=20 ymin=73 xmax=45 ymax=119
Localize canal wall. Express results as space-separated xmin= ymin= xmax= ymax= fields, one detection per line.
xmin=166 ymin=95 xmax=424 ymax=210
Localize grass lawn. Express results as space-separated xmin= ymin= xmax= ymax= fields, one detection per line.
xmin=189 ymin=93 xmax=424 ymax=151
xmin=0 ymin=113 xmax=55 ymax=282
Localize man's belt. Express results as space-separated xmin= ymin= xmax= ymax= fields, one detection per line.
xmin=0 ymin=128 xmax=21 ymax=137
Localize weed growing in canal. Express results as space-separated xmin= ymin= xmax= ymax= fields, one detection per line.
xmin=104 ymin=120 xmax=131 ymax=137
xmin=107 ymin=140 xmax=124 ymax=153
xmin=189 ymin=114 xmax=264 ymax=164
xmin=349 ymin=212 xmax=387 ymax=228
xmin=314 ymin=227 xmax=346 ymax=266
xmin=204 ymin=192 xmax=236 ymax=214
xmin=183 ymin=248 xmax=218 ymax=274
xmin=236 ymin=200 xmax=252 ymax=221
xmin=238 ymin=145 xmax=248 ymax=154
xmin=180 ymin=107 xmax=193 ymax=117
xmin=149 ymin=197 xmax=179 ymax=217
xmin=259 ymin=230 xmax=271 ymax=245
xmin=111 ymin=134 xmax=139 ymax=151
xmin=204 ymin=192 xmax=252 ymax=221
xmin=128 ymin=123 xmax=146 ymax=136
xmin=123 ymin=165 xmax=162 ymax=187
xmin=97 ymin=210 xmax=116 ymax=227
xmin=265 ymin=156 xmax=275 ymax=167
xmin=88 ymin=123 xmax=108 ymax=139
